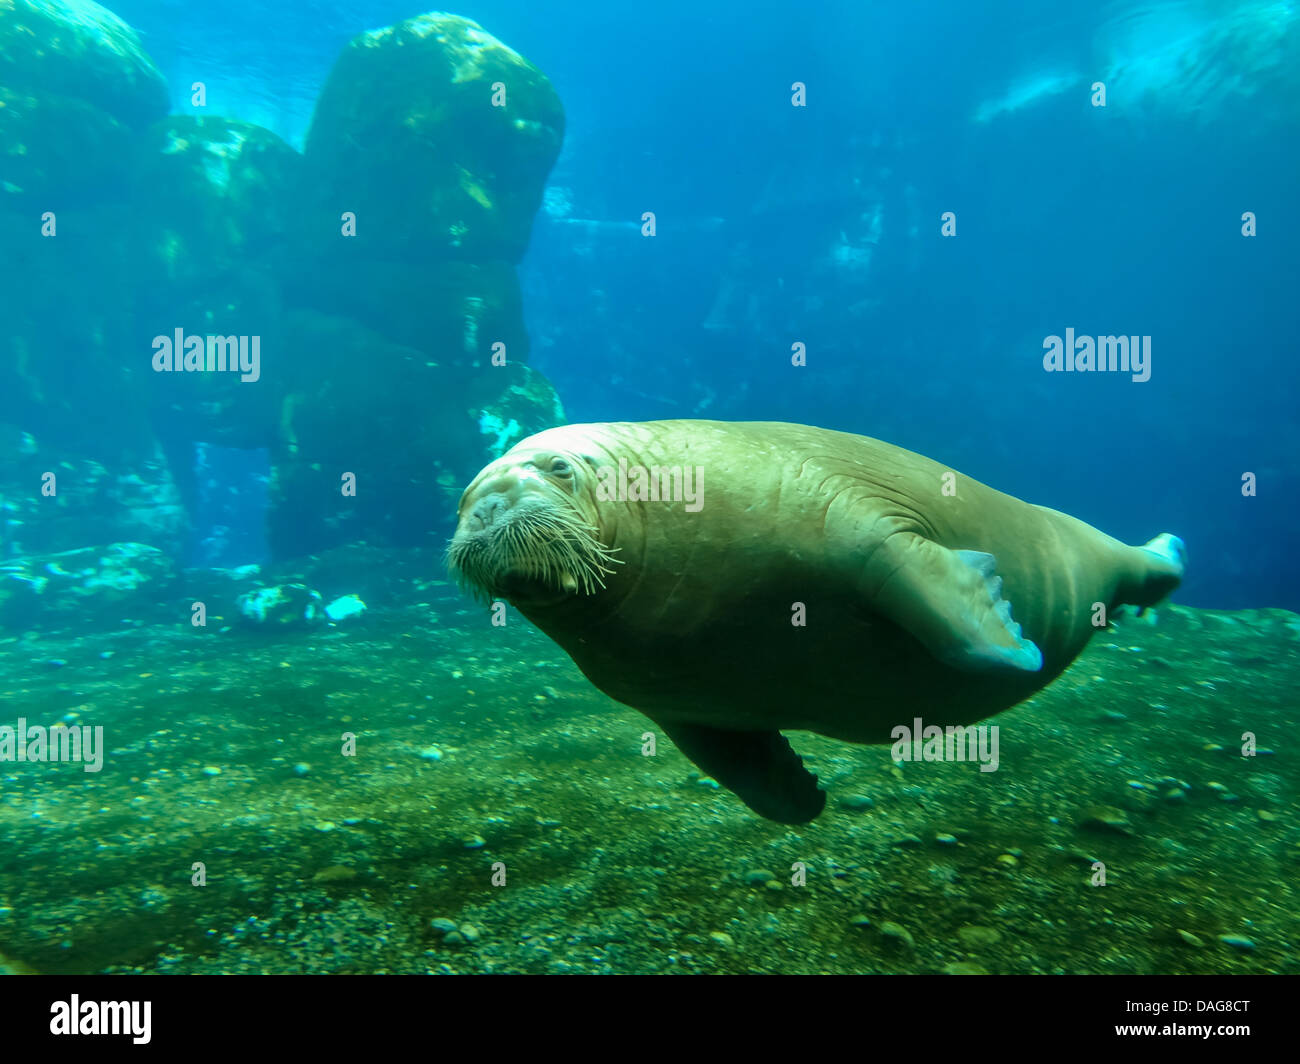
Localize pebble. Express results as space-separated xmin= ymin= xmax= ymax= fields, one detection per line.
xmin=1256 ymin=810 xmax=1278 ymax=823
xmin=442 ymin=931 xmax=466 ymax=946
xmin=709 ymin=931 xmax=734 ymax=948
xmin=995 ymin=853 xmax=1019 ymax=868
xmin=459 ymin=924 xmax=480 ymax=943
xmin=1163 ymin=788 xmax=1186 ymax=802
xmin=838 ymin=794 xmax=875 ymax=811
xmin=879 ymin=922 xmax=914 ymax=949
xmin=957 ymin=925 xmax=1002 ymax=948
xmin=849 ymin=915 xmax=872 ymax=928
xmin=418 ymin=746 xmax=443 ymax=762
xmin=430 ymin=918 xmax=458 ymax=934
xmin=1218 ymin=935 xmax=1256 ymax=952
xmin=200 ymin=766 xmax=221 ymax=777
xmin=935 ymin=833 xmax=958 ymax=846
xmin=893 ymin=835 xmax=924 ymax=848
xmin=1176 ymin=929 xmax=1204 ymax=948
xmin=292 ymin=763 xmax=311 ymax=776
xmin=1078 ymin=805 xmax=1133 ymax=836
xmin=696 ymin=777 xmax=721 ymax=790
xmin=462 ymin=835 xmax=486 ymax=849
xmin=744 ymin=870 xmax=777 ymax=886
xmin=944 ymin=961 xmax=988 ymax=975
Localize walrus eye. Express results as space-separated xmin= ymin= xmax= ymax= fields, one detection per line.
xmin=549 ymin=458 xmax=572 ymax=476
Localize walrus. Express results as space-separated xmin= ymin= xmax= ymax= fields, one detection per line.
xmin=447 ymin=420 xmax=1185 ymax=824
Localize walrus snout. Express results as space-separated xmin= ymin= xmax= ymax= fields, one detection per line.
xmin=465 ymin=492 xmax=508 ymax=532
xmin=458 ymin=465 xmax=553 ymax=526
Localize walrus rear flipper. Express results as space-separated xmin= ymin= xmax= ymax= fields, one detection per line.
xmin=657 ymin=721 xmax=826 ymax=824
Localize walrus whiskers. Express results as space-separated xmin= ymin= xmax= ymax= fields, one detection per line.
xmin=446 ymin=499 xmax=621 ymax=601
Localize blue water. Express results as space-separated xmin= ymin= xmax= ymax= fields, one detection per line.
xmin=23 ymin=0 xmax=1300 ymax=607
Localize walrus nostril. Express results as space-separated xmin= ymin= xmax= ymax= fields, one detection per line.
xmin=472 ymin=494 xmax=508 ymax=527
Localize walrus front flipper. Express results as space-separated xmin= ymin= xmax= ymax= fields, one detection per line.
xmin=865 ymin=535 xmax=1043 ymax=674
xmin=657 ymin=721 xmax=826 ymax=824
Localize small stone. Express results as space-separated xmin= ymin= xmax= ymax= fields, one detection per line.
xmin=200 ymin=766 xmax=221 ymax=777
xmin=1218 ymin=935 xmax=1255 ymax=952
xmin=1257 ymin=809 xmax=1278 ymax=823
xmin=45 ymin=659 xmax=67 ymax=669
xmin=418 ymin=746 xmax=443 ymax=762
xmin=849 ymin=915 xmax=872 ymax=928
xmin=293 ymin=762 xmax=311 ymax=776
xmin=1078 ymin=805 xmax=1133 ymax=836
xmin=764 ymin=880 xmax=783 ymax=892
xmin=462 ymin=835 xmax=486 ymax=849
xmin=314 ymin=821 xmax=336 ymax=832
xmin=879 ymin=922 xmax=914 ymax=949
xmin=944 ymin=961 xmax=988 ymax=975
xmin=893 ymin=834 xmax=924 ymax=848
xmin=459 ymin=924 xmax=480 ymax=943
xmin=696 ymin=776 xmax=721 ymax=790
xmin=442 ymin=931 xmax=466 ymax=946
xmin=1163 ymin=788 xmax=1186 ymax=802
xmin=1207 ymin=781 xmax=1227 ymax=792
xmin=995 ymin=854 xmax=1019 ymax=868
xmin=957 ymin=925 xmax=1002 ymax=948
xmin=838 ymin=794 xmax=875 ymax=811
xmin=1176 ymin=929 xmax=1204 ymax=948
xmin=709 ymin=931 xmax=734 ymax=948
xmin=744 ymin=870 xmax=777 ymax=886
xmin=935 ymin=833 xmax=959 ymax=846
xmin=430 ymin=918 xmax=458 ymax=934
xmin=311 ymin=865 xmax=357 ymax=883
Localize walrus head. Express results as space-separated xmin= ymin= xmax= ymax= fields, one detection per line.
xmin=447 ymin=445 xmax=622 ymax=605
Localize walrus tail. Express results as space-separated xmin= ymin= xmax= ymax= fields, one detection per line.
xmin=1129 ymin=533 xmax=1187 ymax=607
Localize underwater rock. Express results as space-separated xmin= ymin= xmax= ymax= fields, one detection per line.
xmin=1078 ymin=805 xmax=1135 ymax=836
xmin=303 ymin=11 xmax=564 ymax=264
xmin=283 ymin=257 xmax=530 ymax=368
xmin=2 ymin=542 xmax=176 ymax=628
xmin=133 ymin=116 xmax=303 ymax=274
xmin=0 ymin=0 xmax=168 ymax=201
xmin=0 ymin=206 xmax=155 ymax=459
xmin=0 ymin=0 xmax=168 ymax=126
xmin=236 ymin=583 xmax=325 ymax=628
xmin=0 ymin=432 xmax=185 ymax=560
xmin=879 ymin=922 xmax=915 ymax=950
xmin=324 ymin=594 xmax=366 ymax=622
xmin=130 ymin=117 xmax=304 ymax=450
